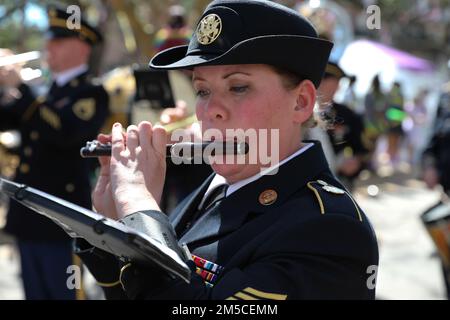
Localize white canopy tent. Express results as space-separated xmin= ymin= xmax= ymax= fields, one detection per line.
xmin=338 ymin=39 xmax=445 ymax=102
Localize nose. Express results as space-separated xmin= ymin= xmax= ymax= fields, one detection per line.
xmin=198 ymin=94 xmax=228 ymax=123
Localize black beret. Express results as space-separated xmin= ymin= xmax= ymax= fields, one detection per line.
xmin=46 ymin=5 xmax=102 ymax=46
xmin=149 ymin=0 xmax=333 ymax=88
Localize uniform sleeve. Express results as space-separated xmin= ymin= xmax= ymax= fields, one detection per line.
xmin=0 ymin=83 xmax=37 ymax=130
xmin=74 ymin=238 xmax=128 ymax=300
xmin=115 ymin=213 xmax=378 ymax=300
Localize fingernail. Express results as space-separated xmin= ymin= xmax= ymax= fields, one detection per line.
xmin=113 ymin=123 xmax=121 ymax=128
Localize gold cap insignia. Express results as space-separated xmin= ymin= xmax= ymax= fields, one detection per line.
xmin=196 ymin=14 xmax=222 ymax=45
xmin=258 ymin=189 xmax=278 ymax=206
xmin=72 ymin=98 xmax=96 ymax=121
xmin=322 ymin=185 xmax=345 ymax=195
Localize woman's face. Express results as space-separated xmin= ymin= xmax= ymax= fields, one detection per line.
xmin=192 ymin=64 xmax=309 ymax=183
xmin=45 ymin=38 xmax=90 ymax=73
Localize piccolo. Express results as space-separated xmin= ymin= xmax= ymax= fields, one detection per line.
xmin=80 ymin=140 xmax=249 ymax=159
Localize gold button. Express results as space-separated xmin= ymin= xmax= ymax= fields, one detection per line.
xmin=65 ymin=183 xmax=75 ymax=193
xmin=30 ymin=131 xmax=39 ymax=141
xmin=19 ymin=163 xmax=30 ymax=174
xmin=258 ymin=189 xmax=278 ymax=206
xmin=23 ymin=147 xmax=32 ymax=157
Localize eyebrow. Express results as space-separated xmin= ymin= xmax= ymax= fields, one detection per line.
xmin=192 ymin=71 xmax=251 ymax=82
xmin=223 ymin=71 xmax=251 ymax=79
xmin=192 ymin=75 xmax=206 ymax=82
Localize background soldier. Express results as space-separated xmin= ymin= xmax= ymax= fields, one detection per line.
xmin=422 ymin=84 xmax=450 ymax=299
xmin=319 ymin=62 xmax=369 ymax=190
xmin=0 ymin=6 xmax=109 ymax=299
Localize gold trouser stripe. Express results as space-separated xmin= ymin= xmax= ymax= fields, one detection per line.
xmin=21 ymin=97 xmax=43 ymax=122
xmin=234 ymin=292 xmax=260 ymax=300
xmin=96 ymin=280 xmax=121 ymax=287
xmin=344 ymin=191 xmax=363 ymax=222
xmin=306 ymin=182 xmax=325 ymax=214
xmin=72 ymin=254 xmax=86 ymax=300
xmin=243 ymin=287 xmax=287 ymax=300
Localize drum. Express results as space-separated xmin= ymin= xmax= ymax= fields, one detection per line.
xmin=421 ymin=201 xmax=450 ymax=268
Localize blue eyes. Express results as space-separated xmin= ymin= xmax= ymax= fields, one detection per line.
xmin=231 ymin=86 xmax=249 ymax=93
xmin=195 ymin=86 xmax=249 ymax=97
xmin=196 ymin=89 xmax=210 ymax=98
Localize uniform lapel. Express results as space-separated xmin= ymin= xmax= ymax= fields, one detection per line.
xmin=178 ymin=141 xmax=331 ymax=248
xmin=170 ymin=174 xmax=214 ymax=233
xmin=48 ymin=71 xmax=89 ymax=101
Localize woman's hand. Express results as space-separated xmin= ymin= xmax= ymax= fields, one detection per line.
xmin=109 ymin=121 xmax=167 ymax=219
xmin=91 ymin=133 xmax=119 ymax=219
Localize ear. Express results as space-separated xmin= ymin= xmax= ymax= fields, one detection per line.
xmin=292 ymin=80 xmax=316 ymax=125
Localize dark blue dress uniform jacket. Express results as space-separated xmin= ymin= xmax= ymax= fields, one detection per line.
xmin=0 ymin=72 xmax=109 ymax=241
xmin=76 ymin=142 xmax=379 ymax=299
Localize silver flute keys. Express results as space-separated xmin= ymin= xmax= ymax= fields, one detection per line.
xmin=80 ymin=140 xmax=249 ymax=160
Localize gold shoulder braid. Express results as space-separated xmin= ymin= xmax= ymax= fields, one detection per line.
xmin=307 ymin=180 xmax=362 ymax=221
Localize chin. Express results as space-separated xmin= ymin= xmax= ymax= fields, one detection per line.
xmin=210 ymin=162 xmax=242 ymax=182
xmin=210 ymin=160 xmax=259 ymax=184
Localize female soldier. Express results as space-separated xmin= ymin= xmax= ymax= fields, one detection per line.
xmin=77 ymin=0 xmax=379 ymax=300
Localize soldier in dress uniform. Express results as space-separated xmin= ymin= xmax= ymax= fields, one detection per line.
xmin=319 ymin=62 xmax=369 ymax=190
xmin=76 ymin=0 xmax=379 ymax=299
xmin=0 ymin=6 xmax=109 ymax=299
xmin=422 ymin=84 xmax=450 ymax=299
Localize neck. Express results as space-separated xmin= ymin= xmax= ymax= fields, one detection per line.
xmin=53 ymin=63 xmax=88 ymax=76
xmin=53 ymin=64 xmax=88 ymax=87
